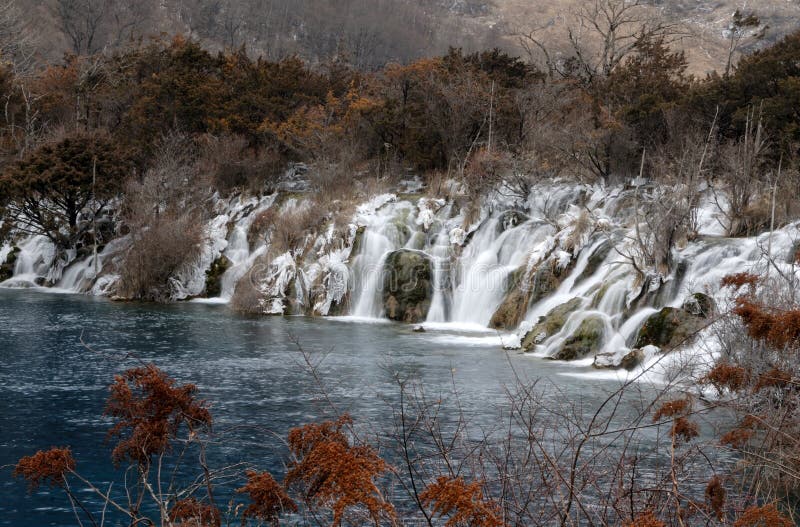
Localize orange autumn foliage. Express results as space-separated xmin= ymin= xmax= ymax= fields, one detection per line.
xmin=285 ymin=414 xmax=395 ymax=526
xmin=420 ymin=476 xmax=505 ymax=527
xmin=653 ymin=398 xmax=698 ymax=443
xmin=624 ymin=510 xmax=666 ymax=527
xmin=168 ymin=497 xmax=221 ymax=527
xmin=721 ymin=272 xmax=760 ymax=291
xmin=705 ymin=475 xmax=726 ymax=520
xmin=13 ymin=447 xmax=76 ymax=490
xmin=238 ymin=470 xmax=297 ymax=525
xmin=105 ymin=364 xmax=212 ymax=465
xmin=733 ymin=503 xmax=793 ymax=527
xmin=704 ymin=362 xmax=750 ymax=393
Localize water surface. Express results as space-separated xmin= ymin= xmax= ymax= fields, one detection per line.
xmin=1 ymin=288 xmax=659 ymax=526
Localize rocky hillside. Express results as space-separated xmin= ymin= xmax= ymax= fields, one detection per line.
xmin=18 ymin=0 xmax=800 ymax=72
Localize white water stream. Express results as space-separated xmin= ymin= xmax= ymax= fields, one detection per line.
xmin=2 ymin=183 xmax=798 ymax=378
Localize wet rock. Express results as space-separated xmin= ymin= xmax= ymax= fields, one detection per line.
xmin=552 ymin=316 xmax=605 ymax=361
xmin=489 ymin=266 xmax=531 ymax=330
xmin=499 ymin=210 xmax=529 ymax=232
xmin=204 ymin=255 xmax=231 ymax=297
xmin=382 ymin=249 xmax=433 ymax=323
xmin=575 ymin=240 xmax=612 ymax=283
xmin=634 ymin=307 xmax=706 ymax=350
xmin=681 ymin=292 xmax=715 ymax=319
xmin=521 ymin=298 xmax=582 ymax=350
xmin=412 ymin=325 xmax=426 ymax=333
xmin=491 ymin=254 xmax=576 ymax=331
xmin=593 ymin=348 xmax=645 ymax=370
xmin=351 ymin=226 xmax=366 ymax=255
xmin=0 ymin=246 xmax=20 ymax=281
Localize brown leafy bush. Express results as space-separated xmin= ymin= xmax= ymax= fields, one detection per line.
xmin=733 ymin=503 xmax=793 ymax=527
xmin=238 ymin=470 xmax=297 ymax=525
xmin=13 ymin=447 xmax=75 ymax=490
xmin=168 ymin=497 xmax=221 ymax=527
xmin=106 ymin=364 xmax=212 ymax=465
xmin=285 ymin=414 xmax=395 ymax=526
xmin=624 ymin=511 xmax=666 ymax=527
xmin=420 ymin=476 xmax=504 ymax=527
xmin=704 ymin=362 xmax=749 ymax=393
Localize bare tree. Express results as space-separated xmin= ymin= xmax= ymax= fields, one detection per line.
xmin=566 ymin=0 xmax=685 ymax=84
xmin=723 ymin=10 xmax=766 ymax=78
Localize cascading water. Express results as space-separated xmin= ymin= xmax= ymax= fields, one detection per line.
xmin=2 ymin=181 xmax=798 ymax=377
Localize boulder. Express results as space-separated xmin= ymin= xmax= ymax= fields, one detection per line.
xmin=593 ymin=348 xmax=645 ymax=370
xmin=634 ymin=307 xmax=706 ymax=350
xmin=491 ymin=254 xmax=575 ymax=330
xmin=499 ymin=210 xmax=529 ymax=232
xmin=351 ymin=226 xmax=366 ymax=255
xmin=0 ymin=246 xmax=20 ymax=282
xmin=521 ymin=298 xmax=582 ymax=350
xmin=681 ymin=292 xmax=715 ymax=319
xmin=489 ymin=266 xmax=531 ymax=330
xmin=382 ymin=250 xmax=433 ymax=323
xmin=204 ymin=255 xmax=231 ymax=297
xmin=552 ymin=316 xmax=605 ymax=361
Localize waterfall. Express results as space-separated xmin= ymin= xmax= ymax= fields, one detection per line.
xmin=2 ymin=181 xmax=799 ymax=375
xmin=425 ymin=228 xmax=453 ymax=322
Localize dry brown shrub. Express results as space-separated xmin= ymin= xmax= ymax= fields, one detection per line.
xmin=117 ymin=132 xmax=212 ymax=301
xmin=652 ymin=398 xmax=692 ymax=421
xmin=238 ymin=470 xmax=297 ymax=525
xmin=624 ymin=511 xmax=666 ymax=527
xmin=168 ymin=497 xmax=221 ymax=527
xmin=249 ymin=201 xmax=327 ymax=256
xmin=753 ymin=368 xmax=794 ymax=392
xmin=105 ymin=364 xmax=212 ymax=466
xmin=704 ymin=362 xmax=750 ymax=393
xmin=285 ymin=414 xmax=395 ymax=526
xmin=721 ymin=272 xmax=760 ymax=291
xmin=420 ymin=476 xmax=505 ymax=527
xmin=13 ymin=447 xmax=75 ymax=490
xmin=733 ymin=503 xmax=793 ymax=527
xmin=117 ymin=214 xmax=206 ymax=301
xmin=705 ymin=475 xmax=726 ymax=520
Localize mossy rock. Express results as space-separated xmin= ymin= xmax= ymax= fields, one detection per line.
xmin=529 ymin=263 xmax=563 ymax=304
xmin=0 ymin=246 xmax=20 ymax=282
xmin=575 ymin=240 xmax=612 ymax=283
xmin=382 ymin=250 xmax=432 ymax=323
xmin=204 ymin=255 xmax=231 ymax=297
xmin=681 ymin=292 xmax=715 ymax=319
xmin=552 ymin=316 xmax=605 ymax=361
xmin=489 ymin=266 xmax=531 ymax=330
xmin=521 ymin=297 xmax=582 ymax=350
xmin=634 ymin=307 xmax=705 ymax=350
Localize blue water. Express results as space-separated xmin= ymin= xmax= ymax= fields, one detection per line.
xmin=0 ymin=288 xmax=656 ymax=526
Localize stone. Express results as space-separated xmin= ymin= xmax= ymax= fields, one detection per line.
xmin=681 ymin=292 xmax=716 ymax=319
xmin=204 ymin=255 xmax=231 ymax=297
xmin=521 ymin=298 xmax=582 ymax=351
xmin=0 ymin=246 xmax=20 ymax=282
xmin=382 ymin=249 xmax=433 ymax=323
xmin=634 ymin=307 xmax=706 ymax=350
xmin=593 ymin=348 xmax=646 ymax=370
xmin=552 ymin=316 xmax=605 ymax=361
xmin=412 ymin=325 xmax=426 ymax=333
